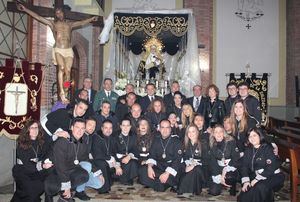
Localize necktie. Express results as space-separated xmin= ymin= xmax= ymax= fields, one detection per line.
xmin=150 ymin=96 xmax=154 ymax=101
xmin=196 ymin=97 xmax=200 ymax=110
xmin=107 ymin=92 xmax=110 ymax=97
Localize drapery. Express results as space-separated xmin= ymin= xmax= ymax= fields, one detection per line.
xmin=99 ymin=9 xmax=200 ymax=97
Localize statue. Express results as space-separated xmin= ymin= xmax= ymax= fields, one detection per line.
xmin=17 ymin=3 xmax=98 ymax=104
xmin=138 ymin=37 xmax=165 ymax=79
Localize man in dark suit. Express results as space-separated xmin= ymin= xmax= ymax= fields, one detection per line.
xmin=187 ymin=85 xmax=207 ymax=116
xmin=163 ymin=81 xmax=186 ymax=108
xmin=140 ymin=83 xmax=161 ymax=112
xmin=74 ymin=77 xmax=97 ymax=106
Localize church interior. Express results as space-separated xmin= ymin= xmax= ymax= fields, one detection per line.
xmin=0 ymin=0 xmax=299 ymax=201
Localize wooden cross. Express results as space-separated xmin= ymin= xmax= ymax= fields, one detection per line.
xmin=7 ymin=0 xmax=104 ymax=27
xmin=7 ymin=85 xmax=26 ymax=114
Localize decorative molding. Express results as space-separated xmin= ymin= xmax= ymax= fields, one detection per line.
xmin=114 ymin=15 xmax=188 ymax=37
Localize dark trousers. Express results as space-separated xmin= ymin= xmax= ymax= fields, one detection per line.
xmin=117 ymin=160 xmax=138 ymax=184
xmin=138 ymin=165 xmax=178 ymax=192
xmin=44 ymin=166 xmax=89 ymax=196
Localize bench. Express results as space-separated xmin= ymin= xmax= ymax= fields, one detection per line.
xmin=275 ymin=138 xmax=300 ymax=202
xmin=271 ymin=128 xmax=300 ymax=145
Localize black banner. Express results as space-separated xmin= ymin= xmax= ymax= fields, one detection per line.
xmin=229 ymin=73 xmax=268 ymax=125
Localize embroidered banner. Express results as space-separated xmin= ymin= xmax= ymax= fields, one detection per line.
xmin=0 ymin=59 xmax=43 ymax=136
xmin=229 ymin=73 xmax=268 ymax=125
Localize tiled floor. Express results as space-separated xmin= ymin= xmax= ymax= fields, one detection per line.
xmin=1 ymin=178 xmax=291 ymax=202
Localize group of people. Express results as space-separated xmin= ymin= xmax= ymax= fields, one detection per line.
xmin=11 ymin=77 xmax=285 ymax=202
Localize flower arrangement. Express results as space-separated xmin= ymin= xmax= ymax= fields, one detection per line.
xmin=115 ymin=71 xmax=128 ymax=90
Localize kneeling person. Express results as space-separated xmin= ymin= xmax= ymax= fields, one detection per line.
xmin=139 ymin=119 xmax=182 ymax=192
xmin=114 ymin=118 xmax=139 ymax=185
xmin=45 ymin=118 xmax=103 ymax=201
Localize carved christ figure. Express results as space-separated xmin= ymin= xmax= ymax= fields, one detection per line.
xmin=17 ymin=3 xmax=98 ymax=103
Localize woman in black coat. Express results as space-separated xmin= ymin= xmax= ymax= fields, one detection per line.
xmin=204 ymin=84 xmax=226 ymax=129
xmin=238 ymin=128 xmax=285 ymax=202
xmin=11 ymin=120 xmax=53 ymax=202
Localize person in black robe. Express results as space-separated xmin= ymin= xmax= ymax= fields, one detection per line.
xmin=145 ymin=98 xmax=167 ymax=131
xmin=203 ymin=84 xmax=226 ymax=129
xmin=136 ymin=118 xmax=153 ymax=166
xmin=177 ymin=125 xmax=209 ymax=195
xmin=168 ymin=112 xmax=184 ymax=141
xmin=114 ymin=118 xmax=139 ymax=185
xmin=192 ymin=114 xmax=211 ymax=186
xmin=94 ymin=100 xmax=119 ymax=133
xmin=115 ymin=92 xmax=137 ymax=121
xmin=11 ymin=120 xmax=53 ymax=202
xmin=126 ymin=103 xmax=145 ymax=134
xmin=116 ymin=83 xmax=141 ymax=106
xmin=238 ymin=82 xmax=262 ymax=123
xmin=139 ymin=119 xmax=183 ymax=192
xmin=83 ymin=117 xmax=97 ymax=155
xmin=90 ymin=120 xmax=119 ymax=194
xmin=67 ymin=89 xmax=95 ymax=118
xmin=44 ymin=118 xmax=103 ymax=201
xmin=209 ymin=125 xmax=240 ymax=196
xmin=163 ymin=81 xmax=186 ymax=108
xmin=224 ymin=82 xmax=240 ymax=115
xmin=238 ymin=128 xmax=285 ymax=202
xmin=166 ymin=91 xmax=183 ymax=122
xmin=229 ymin=99 xmax=259 ymax=156
xmin=40 ymin=99 xmax=89 ymax=142
xmin=193 ymin=114 xmax=209 ymax=143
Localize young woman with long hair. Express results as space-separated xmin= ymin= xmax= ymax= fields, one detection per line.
xmin=12 ymin=119 xmax=53 ymax=202
xmin=209 ymin=125 xmax=239 ymax=196
xmin=178 ymin=124 xmax=209 ymax=195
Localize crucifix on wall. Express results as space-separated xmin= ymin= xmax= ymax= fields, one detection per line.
xmin=7 ymin=0 xmax=104 ymax=104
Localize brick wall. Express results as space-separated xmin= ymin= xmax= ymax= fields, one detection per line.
xmin=286 ymin=0 xmax=300 ymax=105
xmin=183 ymin=0 xmax=213 ymax=90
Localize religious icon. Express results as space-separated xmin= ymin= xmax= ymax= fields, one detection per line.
xmin=138 ymin=36 xmax=166 ymax=79
xmin=4 ymin=83 xmax=28 ymax=116
xmin=16 ymin=3 xmax=98 ymax=104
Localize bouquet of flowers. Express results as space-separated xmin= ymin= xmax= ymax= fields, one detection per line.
xmin=115 ymin=71 xmax=128 ymax=90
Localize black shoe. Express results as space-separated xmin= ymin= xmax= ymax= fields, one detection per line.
xmin=57 ymin=195 xmax=75 ymax=202
xmin=170 ymin=186 xmax=178 ymax=193
xmin=177 ymin=191 xmax=183 ymax=195
xmin=98 ymin=190 xmax=109 ymax=194
xmin=74 ymin=191 xmax=91 ymax=201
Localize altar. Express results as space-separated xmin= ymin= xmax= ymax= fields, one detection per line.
xmin=99 ymin=9 xmax=201 ymax=97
